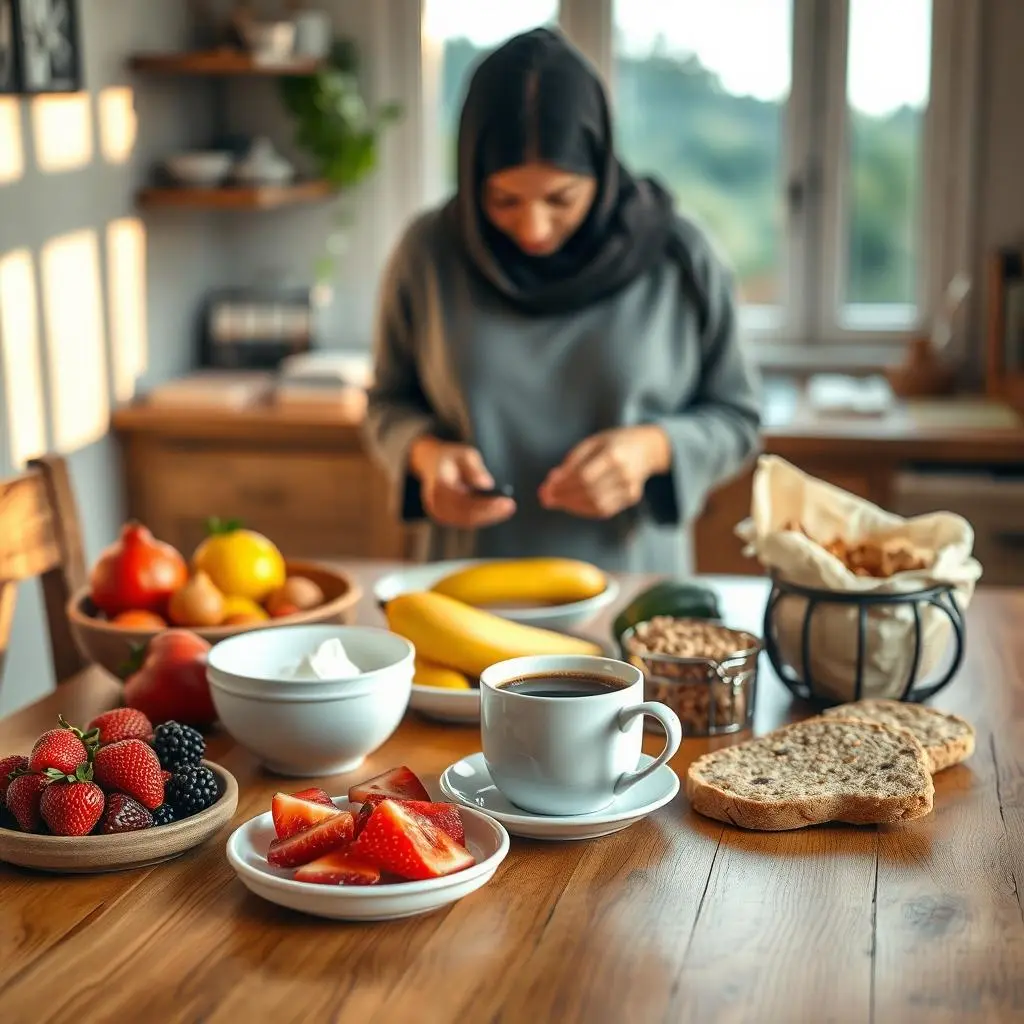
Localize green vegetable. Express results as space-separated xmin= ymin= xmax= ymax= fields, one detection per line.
xmin=612 ymin=581 xmax=722 ymax=647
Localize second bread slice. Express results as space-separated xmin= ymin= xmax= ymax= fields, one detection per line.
xmin=686 ymin=718 xmax=934 ymax=831
xmin=821 ymin=699 xmax=974 ymax=773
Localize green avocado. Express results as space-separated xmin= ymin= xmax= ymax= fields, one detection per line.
xmin=612 ymin=580 xmax=722 ymax=647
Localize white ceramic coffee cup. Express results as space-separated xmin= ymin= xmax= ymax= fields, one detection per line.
xmin=479 ymin=654 xmax=683 ymax=816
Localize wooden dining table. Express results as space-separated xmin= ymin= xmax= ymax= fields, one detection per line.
xmin=1 ymin=563 xmax=1022 ymax=1024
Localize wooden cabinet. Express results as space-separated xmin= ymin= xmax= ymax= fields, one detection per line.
xmin=115 ymin=406 xmax=411 ymax=562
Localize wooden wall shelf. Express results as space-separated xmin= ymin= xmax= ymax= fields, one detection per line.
xmin=136 ymin=181 xmax=334 ymax=211
xmin=130 ymin=50 xmax=320 ymax=76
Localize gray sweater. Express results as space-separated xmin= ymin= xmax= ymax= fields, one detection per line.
xmin=364 ymin=209 xmax=762 ymax=573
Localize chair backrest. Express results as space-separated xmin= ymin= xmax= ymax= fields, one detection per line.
xmin=0 ymin=454 xmax=88 ymax=687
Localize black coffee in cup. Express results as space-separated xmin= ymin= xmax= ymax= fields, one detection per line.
xmin=497 ymin=672 xmax=628 ymax=699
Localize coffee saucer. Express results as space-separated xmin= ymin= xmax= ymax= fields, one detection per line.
xmin=439 ymin=753 xmax=680 ymax=841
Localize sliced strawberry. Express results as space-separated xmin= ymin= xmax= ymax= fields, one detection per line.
xmin=359 ymin=793 xmax=465 ymax=845
xmin=294 ymin=844 xmax=381 ymax=886
xmin=351 ymin=799 xmax=475 ymax=881
xmin=271 ymin=792 xmax=342 ymax=840
xmin=266 ymin=810 xmax=354 ymax=868
xmin=347 ymin=765 xmax=429 ymax=804
xmin=290 ymin=786 xmax=335 ymax=807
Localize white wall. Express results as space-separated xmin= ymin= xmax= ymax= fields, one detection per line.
xmin=0 ymin=1 xmax=217 ymax=713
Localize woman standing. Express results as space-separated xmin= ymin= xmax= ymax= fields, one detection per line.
xmin=364 ymin=28 xmax=761 ymax=573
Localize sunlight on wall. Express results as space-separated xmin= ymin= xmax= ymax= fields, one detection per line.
xmin=31 ymin=94 xmax=94 ymax=173
xmin=106 ymin=218 xmax=148 ymax=402
xmin=41 ymin=231 xmax=109 ymax=452
xmin=0 ymin=98 xmax=25 ymax=185
xmin=0 ymin=250 xmax=48 ymax=467
xmin=98 ymin=87 xmax=137 ymax=165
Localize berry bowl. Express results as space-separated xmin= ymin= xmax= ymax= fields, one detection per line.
xmin=0 ymin=760 xmax=238 ymax=874
xmin=226 ymin=798 xmax=509 ymax=922
xmin=205 ymin=625 xmax=414 ymax=777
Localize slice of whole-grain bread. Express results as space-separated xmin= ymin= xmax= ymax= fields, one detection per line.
xmin=821 ymin=699 xmax=974 ymax=774
xmin=686 ymin=718 xmax=934 ymax=831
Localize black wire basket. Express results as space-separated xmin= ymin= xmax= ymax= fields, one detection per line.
xmin=762 ymin=575 xmax=966 ymax=706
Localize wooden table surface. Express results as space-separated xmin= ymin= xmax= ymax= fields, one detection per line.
xmin=2 ymin=565 xmax=1022 ymax=1024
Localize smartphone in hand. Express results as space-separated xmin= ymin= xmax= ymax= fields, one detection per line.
xmin=469 ymin=483 xmax=515 ymax=499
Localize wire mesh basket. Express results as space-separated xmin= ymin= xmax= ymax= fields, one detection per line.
xmin=762 ymin=576 xmax=966 ymax=706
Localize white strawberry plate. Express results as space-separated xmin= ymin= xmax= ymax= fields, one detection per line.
xmin=225 ymin=798 xmax=510 ymax=921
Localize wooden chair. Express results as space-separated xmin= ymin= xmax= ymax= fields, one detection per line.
xmin=0 ymin=455 xmax=89 ymax=689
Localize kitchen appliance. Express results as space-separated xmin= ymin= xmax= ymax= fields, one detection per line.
xmin=200 ymin=287 xmax=314 ymax=370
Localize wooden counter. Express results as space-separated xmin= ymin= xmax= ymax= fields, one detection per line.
xmin=112 ymin=389 xmax=1024 ymax=574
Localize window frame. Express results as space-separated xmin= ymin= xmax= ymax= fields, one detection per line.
xmin=386 ymin=0 xmax=981 ymax=365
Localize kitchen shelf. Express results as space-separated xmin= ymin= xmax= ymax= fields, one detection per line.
xmin=136 ymin=180 xmax=335 ymax=211
xmin=129 ymin=50 xmax=320 ymax=76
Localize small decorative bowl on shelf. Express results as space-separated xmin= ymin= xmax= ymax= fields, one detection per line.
xmin=761 ymin=575 xmax=967 ymax=707
xmin=67 ymin=560 xmax=362 ymax=679
xmin=619 ymin=618 xmax=761 ymax=737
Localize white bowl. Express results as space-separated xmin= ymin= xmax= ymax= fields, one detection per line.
xmin=206 ymin=625 xmax=414 ymax=777
xmin=164 ymin=151 xmax=233 ymax=186
xmin=225 ymin=798 xmax=510 ymax=921
xmin=410 ymin=683 xmax=481 ymax=725
xmin=374 ymin=559 xmax=621 ymax=633
xmin=241 ymin=21 xmax=297 ymax=64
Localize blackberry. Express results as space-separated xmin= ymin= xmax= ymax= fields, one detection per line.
xmin=152 ymin=803 xmax=176 ymax=826
xmin=166 ymin=765 xmax=219 ymax=818
xmin=151 ymin=721 xmax=205 ymax=771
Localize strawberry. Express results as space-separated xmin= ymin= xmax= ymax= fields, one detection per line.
xmin=161 ymin=770 xmax=173 ymax=784
xmin=100 ymin=793 xmax=154 ymax=834
xmin=291 ymin=786 xmax=335 ymax=808
xmin=271 ymin=792 xmax=341 ymax=841
xmin=0 ymin=754 xmax=29 ymax=800
xmin=40 ymin=777 xmax=105 ymax=837
xmin=86 ymin=708 xmax=153 ymax=746
xmin=359 ymin=794 xmax=465 ymax=845
xmin=266 ymin=810 xmax=355 ymax=868
xmin=93 ymin=738 xmax=164 ymax=810
xmin=351 ymin=799 xmax=475 ymax=881
xmin=294 ymin=844 xmax=381 ymax=886
xmin=29 ymin=716 xmax=97 ymax=776
xmin=348 ymin=766 xmax=429 ymax=804
xmin=5 ymin=772 xmax=49 ymax=832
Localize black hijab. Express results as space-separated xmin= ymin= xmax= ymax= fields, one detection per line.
xmin=443 ymin=28 xmax=679 ymax=316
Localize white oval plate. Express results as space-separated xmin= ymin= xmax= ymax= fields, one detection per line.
xmin=439 ymin=753 xmax=680 ymax=841
xmin=409 ymin=683 xmax=481 ymax=724
xmin=225 ymin=798 xmax=509 ymax=921
xmin=374 ymin=559 xmax=620 ymax=634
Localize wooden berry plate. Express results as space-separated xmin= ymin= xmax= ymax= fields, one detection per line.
xmin=0 ymin=760 xmax=238 ymax=874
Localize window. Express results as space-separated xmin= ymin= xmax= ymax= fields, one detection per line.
xmin=611 ymin=0 xmax=792 ymax=320
xmin=411 ymin=0 xmax=978 ymax=355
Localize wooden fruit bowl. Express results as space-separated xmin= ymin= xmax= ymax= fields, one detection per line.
xmin=0 ymin=761 xmax=239 ymax=874
xmin=67 ymin=560 xmax=361 ymax=679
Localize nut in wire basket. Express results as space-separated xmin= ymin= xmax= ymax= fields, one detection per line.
xmin=619 ymin=617 xmax=762 ymax=736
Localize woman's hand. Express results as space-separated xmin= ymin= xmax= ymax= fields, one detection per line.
xmin=538 ymin=425 xmax=672 ymax=520
xmin=409 ymin=437 xmax=516 ymax=529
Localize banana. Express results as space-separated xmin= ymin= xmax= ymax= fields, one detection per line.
xmin=430 ymin=558 xmax=607 ymax=607
xmin=385 ymin=591 xmax=603 ymax=677
xmin=414 ymin=657 xmax=472 ymax=690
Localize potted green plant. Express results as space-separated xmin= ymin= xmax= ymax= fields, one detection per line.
xmin=278 ymin=38 xmax=402 ymax=290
